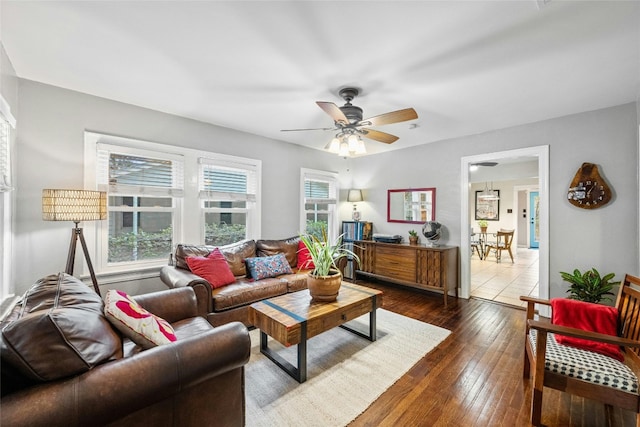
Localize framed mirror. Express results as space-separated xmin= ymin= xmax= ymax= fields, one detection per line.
xmin=387 ymin=188 xmax=436 ymax=223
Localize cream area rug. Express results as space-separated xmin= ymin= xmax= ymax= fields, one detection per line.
xmin=245 ymin=309 xmax=451 ymax=427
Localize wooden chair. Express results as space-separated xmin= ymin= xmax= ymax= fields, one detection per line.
xmin=521 ymin=274 xmax=640 ymax=426
xmin=484 ymin=229 xmax=514 ymax=263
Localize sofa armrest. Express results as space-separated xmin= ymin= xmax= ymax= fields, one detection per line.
xmin=133 ymin=287 xmax=201 ymax=322
xmin=0 ymin=322 xmax=250 ymax=427
xmin=160 ymin=265 xmax=213 ymax=315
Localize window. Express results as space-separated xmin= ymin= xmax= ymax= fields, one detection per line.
xmin=300 ymin=168 xmax=338 ymax=240
xmin=0 ymin=118 xmax=10 ymax=191
xmin=85 ymin=132 xmax=261 ymax=275
xmin=0 ymin=94 xmax=16 ymax=302
xmin=97 ymin=146 xmax=184 ymax=269
xmin=199 ymin=157 xmax=258 ymax=246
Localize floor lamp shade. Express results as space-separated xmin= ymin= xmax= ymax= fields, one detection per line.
xmin=42 ymin=189 xmax=107 ymax=222
xmin=42 ymin=189 xmax=107 ymax=296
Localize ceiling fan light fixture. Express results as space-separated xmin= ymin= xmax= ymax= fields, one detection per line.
xmin=347 ymin=134 xmax=359 ymax=151
xmin=355 ymin=139 xmax=367 ymax=155
xmin=338 ymin=141 xmax=350 ymax=157
xmin=328 ymin=137 xmax=340 ymax=153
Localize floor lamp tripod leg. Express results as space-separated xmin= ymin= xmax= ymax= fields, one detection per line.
xmin=65 ymin=227 xmax=79 ymax=276
xmin=78 ymin=228 xmax=101 ymax=296
xmin=65 ymin=225 xmax=101 ymax=297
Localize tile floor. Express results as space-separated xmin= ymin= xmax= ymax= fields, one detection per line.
xmin=470 ymin=247 xmax=539 ymax=308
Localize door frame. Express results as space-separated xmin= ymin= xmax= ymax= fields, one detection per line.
xmin=460 ymin=145 xmax=549 ymax=304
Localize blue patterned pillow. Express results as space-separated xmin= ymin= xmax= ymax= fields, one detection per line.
xmin=246 ymin=253 xmax=293 ymax=280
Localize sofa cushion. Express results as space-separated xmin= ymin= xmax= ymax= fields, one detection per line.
xmin=211 ymin=278 xmax=288 ymax=311
xmin=246 ymin=254 xmax=293 ymax=280
xmin=104 ymin=290 xmax=177 ymax=349
xmin=0 ymin=273 xmax=122 ymax=382
xmin=297 ymin=240 xmax=315 ymax=270
xmin=256 ymin=236 xmax=300 ymax=268
xmin=186 ymin=248 xmax=236 ymax=289
xmin=175 ymin=240 xmax=257 ymax=277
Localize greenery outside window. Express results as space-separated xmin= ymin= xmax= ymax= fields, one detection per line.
xmin=301 ymin=168 xmax=338 ymax=241
xmin=200 ymin=158 xmax=258 ymax=246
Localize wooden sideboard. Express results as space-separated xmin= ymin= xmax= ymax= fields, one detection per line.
xmin=354 ymin=240 xmax=459 ymax=307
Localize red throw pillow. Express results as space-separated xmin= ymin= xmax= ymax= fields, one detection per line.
xmin=297 ymin=240 xmax=315 ymax=270
xmin=551 ymin=298 xmax=622 ymax=361
xmin=186 ymin=248 xmax=236 ymax=289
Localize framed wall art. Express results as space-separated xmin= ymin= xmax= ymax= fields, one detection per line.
xmin=475 ymin=190 xmax=500 ymax=221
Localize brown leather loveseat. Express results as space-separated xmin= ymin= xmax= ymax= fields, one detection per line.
xmin=160 ymin=236 xmax=312 ymax=326
xmin=1 ymin=273 xmax=251 ymax=427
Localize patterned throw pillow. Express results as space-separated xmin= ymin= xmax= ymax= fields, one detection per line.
xmin=297 ymin=240 xmax=315 ymax=270
xmin=186 ymin=248 xmax=236 ymax=289
xmin=246 ymin=253 xmax=293 ymax=280
xmin=104 ymin=290 xmax=177 ymax=349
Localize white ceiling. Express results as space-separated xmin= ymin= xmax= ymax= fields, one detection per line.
xmin=2 ymin=1 xmax=639 ymax=156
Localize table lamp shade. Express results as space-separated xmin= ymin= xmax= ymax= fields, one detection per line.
xmin=42 ymin=189 xmax=107 ymax=222
xmin=347 ymin=189 xmax=363 ymax=203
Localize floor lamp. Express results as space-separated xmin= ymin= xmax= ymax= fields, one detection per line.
xmin=42 ymin=189 xmax=107 ymax=296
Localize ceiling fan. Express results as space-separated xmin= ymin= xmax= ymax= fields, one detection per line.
xmin=281 ymin=87 xmax=418 ymax=145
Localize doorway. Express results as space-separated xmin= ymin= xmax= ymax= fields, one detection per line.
xmin=460 ymin=146 xmax=549 ymax=305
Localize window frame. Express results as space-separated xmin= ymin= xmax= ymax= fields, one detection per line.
xmin=199 ymin=156 xmax=260 ymax=245
xmin=0 ymin=94 xmax=16 ymax=303
xmin=300 ymin=168 xmax=339 ymax=241
xmin=84 ymin=132 xmax=261 ymax=276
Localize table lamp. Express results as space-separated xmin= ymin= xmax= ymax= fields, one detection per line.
xmin=347 ymin=189 xmax=363 ymax=221
xmin=42 ymin=189 xmax=107 ymax=295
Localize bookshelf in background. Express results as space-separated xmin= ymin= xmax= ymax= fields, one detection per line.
xmin=341 ymin=221 xmax=372 ymax=281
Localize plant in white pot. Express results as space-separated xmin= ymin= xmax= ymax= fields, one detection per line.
xmin=299 ymin=226 xmax=360 ymax=302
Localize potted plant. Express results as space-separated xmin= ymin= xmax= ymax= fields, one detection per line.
xmin=560 ymin=268 xmax=620 ymax=303
xmin=408 ymin=230 xmax=419 ymax=245
xmin=477 ymin=219 xmax=488 ymax=233
xmin=299 ymin=226 xmax=360 ymax=302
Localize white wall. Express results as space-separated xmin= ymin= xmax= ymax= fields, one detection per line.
xmin=352 ymin=103 xmax=639 ymax=299
xmin=12 ymin=79 xmax=640 ymax=300
xmin=14 ymin=79 xmax=348 ymax=293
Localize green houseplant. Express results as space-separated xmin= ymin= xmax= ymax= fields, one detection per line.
xmin=408 ymin=230 xmax=419 ymax=245
xmin=560 ymin=268 xmax=620 ymax=303
xmin=299 ymin=226 xmax=360 ymax=302
xmin=477 ymin=219 xmax=488 ymax=232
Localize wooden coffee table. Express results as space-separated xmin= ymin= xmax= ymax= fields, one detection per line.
xmin=248 ymin=282 xmax=383 ymax=383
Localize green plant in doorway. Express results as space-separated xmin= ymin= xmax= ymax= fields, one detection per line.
xmin=559 ymin=268 xmax=619 ymax=303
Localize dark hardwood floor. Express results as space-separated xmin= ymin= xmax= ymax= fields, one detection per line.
xmin=348 ymin=279 xmax=636 ymax=427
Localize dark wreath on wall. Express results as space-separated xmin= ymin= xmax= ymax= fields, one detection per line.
xmin=475 ymin=190 xmax=500 ymax=221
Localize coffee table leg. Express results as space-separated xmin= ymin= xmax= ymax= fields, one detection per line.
xmin=340 ymin=295 xmax=378 ymax=342
xmin=259 ymin=321 xmax=308 ymax=383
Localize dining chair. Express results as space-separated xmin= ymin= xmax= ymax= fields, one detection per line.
xmin=484 ymin=229 xmax=514 ymax=263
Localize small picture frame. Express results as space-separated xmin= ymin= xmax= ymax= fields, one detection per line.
xmin=475 ymin=190 xmax=500 ymax=221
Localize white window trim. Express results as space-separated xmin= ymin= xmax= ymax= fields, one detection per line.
xmin=0 ymin=94 xmax=16 ymax=304
xmin=300 ymin=168 xmax=339 ymax=240
xmin=84 ymin=132 xmax=261 ymax=276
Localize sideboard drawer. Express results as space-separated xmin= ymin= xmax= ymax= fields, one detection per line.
xmin=375 ymin=246 xmax=416 ymax=282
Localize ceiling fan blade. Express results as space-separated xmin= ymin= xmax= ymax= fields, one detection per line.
xmin=280 ymin=127 xmax=335 ymax=132
xmin=361 ymin=128 xmax=399 ymax=144
xmin=363 ymin=108 xmax=418 ymax=126
xmin=316 ymin=101 xmax=349 ymax=125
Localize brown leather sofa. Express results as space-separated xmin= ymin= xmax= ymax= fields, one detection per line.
xmin=160 ymin=236 xmax=311 ymax=327
xmin=1 ymin=273 xmax=251 ymax=427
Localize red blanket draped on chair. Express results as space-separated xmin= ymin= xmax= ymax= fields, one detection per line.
xmin=551 ymin=298 xmax=623 ymax=361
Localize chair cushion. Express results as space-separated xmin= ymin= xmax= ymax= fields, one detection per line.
xmin=0 ymin=273 xmax=122 ymax=382
xmin=529 ymin=329 xmax=638 ymax=394
xmin=104 ymin=290 xmax=177 ymax=349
